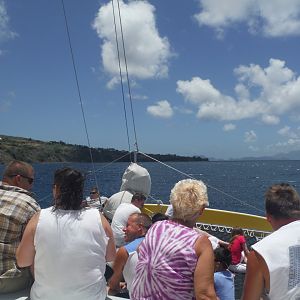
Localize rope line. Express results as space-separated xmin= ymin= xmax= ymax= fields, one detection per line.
xmin=111 ymin=0 xmax=132 ymax=160
xmin=115 ymin=0 xmax=139 ymax=152
xmin=86 ymin=151 xmax=130 ymax=176
xmin=139 ymin=151 xmax=264 ymax=214
xmin=60 ymin=0 xmax=99 ymax=189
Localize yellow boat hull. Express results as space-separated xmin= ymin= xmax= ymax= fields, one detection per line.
xmin=143 ymin=204 xmax=272 ymax=232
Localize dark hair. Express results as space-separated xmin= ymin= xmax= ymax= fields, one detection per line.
xmin=230 ymin=227 xmax=244 ymax=244
xmin=151 ymin=212 xmax=169 ymax=223
xmin=214 ymin=247 xmax=232 ymax=269
xmin=3 ymin=160 xmax=33 ymax=179
xmin=131 ymin=192 xmax=146 ymax=203
xmin=53 ymin=167 xmax=85 ymax=211
xmin=265 ymin=183 xmax=300 ymax=219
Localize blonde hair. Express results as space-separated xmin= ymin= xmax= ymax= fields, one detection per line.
xmin=170 ymin=179 xmax=209 ymax=221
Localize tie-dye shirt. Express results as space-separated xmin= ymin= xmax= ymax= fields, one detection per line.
xmin=131 ymin=220 xmax=200 ymax=300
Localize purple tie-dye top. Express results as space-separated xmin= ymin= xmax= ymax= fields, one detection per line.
xmin=131 ymin=219 xmax=200 ymax=300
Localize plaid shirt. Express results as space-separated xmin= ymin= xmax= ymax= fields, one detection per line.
xmin=0 ymin=182 xmax=40 ymax=278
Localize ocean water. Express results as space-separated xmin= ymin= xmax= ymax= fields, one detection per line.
xmin=1 ymin=160 xmax=300 ymax=216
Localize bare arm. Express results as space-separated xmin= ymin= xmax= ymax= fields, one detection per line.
xmin=242 ymin=250 xmax=266 ymax=300
xmin=242 ymin=241 xmax=250 ymax=257
xmin=100 ymin=213 xmax=116 ymax=262
xmin=194 ymin=235 xmax=217 ymax=300
xmin=16 ymin=212 xmax=40 ymax=268
xmin=108 ymin=247 xmax=129 ymax=295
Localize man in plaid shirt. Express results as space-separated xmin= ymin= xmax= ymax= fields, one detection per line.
xmin=0 ymin=160 xmax=40 ymax=293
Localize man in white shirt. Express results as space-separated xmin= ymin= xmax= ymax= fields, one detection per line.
xmin=242 ymin=183 xmax=300 ymax=300
xmin=111 ymin=193 xmax=146 ymax=248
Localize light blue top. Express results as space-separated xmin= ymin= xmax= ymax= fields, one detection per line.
xmin=214 ymin=270 xmax=235 ymax=300
xmin=124 ymin=236 xmax=144 ymax=254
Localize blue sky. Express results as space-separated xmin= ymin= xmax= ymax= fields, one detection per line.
xmin=1 ymin=0 xmax=300 ymax=159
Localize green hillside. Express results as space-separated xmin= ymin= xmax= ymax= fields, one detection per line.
xmin=0 ymin=135 xmax=208 ymax=164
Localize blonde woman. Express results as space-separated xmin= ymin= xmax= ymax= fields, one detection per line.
xmin=131 ymin=179 xmax=217 ymax=300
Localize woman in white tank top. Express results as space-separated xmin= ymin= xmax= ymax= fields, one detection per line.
xmin=16 ymin=167 xmax=116 ymax=300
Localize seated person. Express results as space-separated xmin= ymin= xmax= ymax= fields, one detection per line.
xmin=214 ymin=247 xmax=235 ymax=300
xmin=108 ymin=213 xmax=152 ymax=297
xmin=228 ymin=228 xmax=250 ymax=273
xmin=0 ymin=160 xmax=40 ymax=294
xmin=111 ymin=193 xmax=146 ymax=248
xmin=16 ymin=167 xmax=116 ymax=300
xmin=103 ymin=163 xmax=151 ymax=221
xmin=131 ymin=179 xmax=216 ymax=300
xmin=86 ymin=187 xmax=108 ymax=209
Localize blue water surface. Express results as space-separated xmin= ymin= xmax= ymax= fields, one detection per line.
xmin=1 ymin=160 xmax=300 ymax=216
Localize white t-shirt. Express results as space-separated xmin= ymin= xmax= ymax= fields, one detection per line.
xmin=111 ymin=203 xmax=141 ymax=247
xmin=252 ymin=220 xmax=300 ymax=300
xmin=31 ymin=207 xmax=108 ymax=300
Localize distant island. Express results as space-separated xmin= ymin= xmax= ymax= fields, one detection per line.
xmin=0 ymin=135 xmax=208 ymax=164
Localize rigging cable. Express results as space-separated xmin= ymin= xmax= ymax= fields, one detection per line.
xmin=60 ymin=0 xmax=99 ymax=189
xmin=139 ymin=151 xmax=265 ymax=214
xmin=111 ymin=0 xmax=133 ymax=161
xmin=115 ymin=0 xmax=139 ymax=153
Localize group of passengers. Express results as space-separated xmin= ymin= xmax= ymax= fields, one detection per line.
xmin=1 ymin=160 xmax=300 ymax=300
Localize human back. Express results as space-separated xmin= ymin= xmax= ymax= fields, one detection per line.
xmin=132 ymin=219 xmax=200 ymax=299
xmin=17 ymin=167 xmax=116 ymax=300
xmin=242 ymin=183 xmax=300 ymax=300
xmin=131 ymin=179 xmax=217 ymax=300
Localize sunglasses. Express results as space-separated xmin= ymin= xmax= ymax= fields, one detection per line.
xmin=90 ymin=191 xmax=98 ymax=195
xmin=10 ymin=174 xmax=34 ymax=184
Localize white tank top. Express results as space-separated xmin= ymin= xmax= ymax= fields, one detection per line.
xmin=252 ymin=220 xmax=300 ymax=300
xmin=31 ymin=207 xmax=108 ymax=300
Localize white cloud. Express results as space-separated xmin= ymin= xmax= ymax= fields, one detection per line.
xmin=261 ymin=115 xmax=280 ymax=125
xmin=0 ymin=1 xmax=16 ymax=42
xmin=194 ymin=0 xmax=300 ymax=37
xmin=176 ymin=59 xmax=300 ymax=123
xmin=223 ymin=123 xmax=236 ymax=131
xmin=93 ymin=0 xmax=172 ymax=86
xmin=244 ymin=130 xmax=257 ymax=143
xmin=278 ymin=126 xmax=299 ymax=139
xmin=147 ymin=100 xmax=173 ymax=118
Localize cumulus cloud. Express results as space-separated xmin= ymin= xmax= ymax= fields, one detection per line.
xmin=244 ymin=130 xmax=257 ymax=143
xmin=147 ymin=100 xmax=173 ymax=118
xmin=93 ymin=0 xmax=172 ymax=87
xmin=223 ymin=123 xmax=236 ymax=131
xmin=176 ymin=59 xmax=300 ymax=123
xmin=0 ymin=1 xmax=16 ymax=42
xmin=194 ymin=0 xmax=300 ymax=38
xmin=261 ymin=115 xmax=280 ymax=125
xmin=278 ymin=126 xmax=299 ymax=138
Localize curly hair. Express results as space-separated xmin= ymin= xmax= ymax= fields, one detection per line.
xmin=170 ymin=179 xmax=208 ymax=221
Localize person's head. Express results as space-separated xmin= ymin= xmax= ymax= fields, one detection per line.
xmin=2 ymin=160 xmax=34 ymax=191
xmin=151 ymin=212 xmax=169 ymax=223
xmin=231 ymin=227 xmax=244 ymax=237
xmin=52 ymin=167 xmax=85 ymax=211
xmin=265 ymin=183 xmax=300 ymax=228
xmin=170 ymin=179 xmax=208 ymax=224
xmin=214 ymin=247 xmax=232 ymax=272
xmin=123 ymin=212 xmax=152 ymax=243
xmin=131 ymin=192 xmax=146 ymax=209
xmin=90 ymin=187 xmax=99 ymax=199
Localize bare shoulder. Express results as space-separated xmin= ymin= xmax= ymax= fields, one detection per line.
xmin=194 ymin=234 xmax=212 ymax=256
